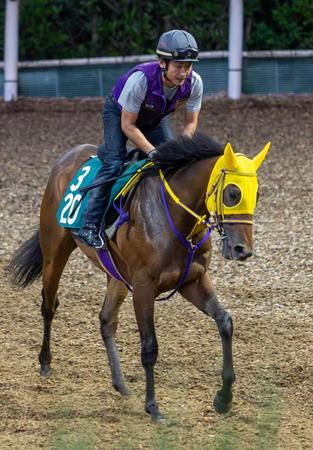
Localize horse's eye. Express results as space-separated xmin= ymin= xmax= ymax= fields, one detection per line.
xmin=223 ymin=184 xmax=241 ymax=207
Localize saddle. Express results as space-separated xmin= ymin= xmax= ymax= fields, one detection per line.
xmin=56 ymin=155 xmax=155 ymax=237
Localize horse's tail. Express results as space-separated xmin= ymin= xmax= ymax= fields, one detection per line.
xmin=7 ymin=230 xmax=43 ymax=288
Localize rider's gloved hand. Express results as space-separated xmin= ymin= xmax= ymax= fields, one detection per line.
xmin=147 ymin=148 xmax=158 ymax=161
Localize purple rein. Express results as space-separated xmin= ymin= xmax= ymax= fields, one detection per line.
xmin=158 ymin=179 xmax=215 ymax=301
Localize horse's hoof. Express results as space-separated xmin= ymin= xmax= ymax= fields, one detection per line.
xmin=145 ymin=401 xmax=166 ymax=422
xmin=113 ymin=383 xmax=132 ymax=397
xmin=213 ymin=392 xmax=232 ymax=414
xmin=40 ymin=366 xmax=51 ymax=377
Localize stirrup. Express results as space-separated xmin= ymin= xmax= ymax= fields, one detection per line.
xmin=73 ymin=224 xmax=105 ymax=249
xmin=96 ymin=229 xmax=108 ymax=250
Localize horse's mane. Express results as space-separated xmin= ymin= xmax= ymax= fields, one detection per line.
xmin=154 ymin=132 xmax=224 ymax=167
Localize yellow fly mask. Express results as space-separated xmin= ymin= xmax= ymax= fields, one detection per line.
xmin=206 ymin=142 xmax=271 ymax=225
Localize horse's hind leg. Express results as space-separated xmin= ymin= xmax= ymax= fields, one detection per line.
xmin=39 ymin=230 xmax=75 ymax=376
xmin=180 ymin=273 xmax=235 ymax=414
xmin=100 ymin=278 xmax=130 ymax=396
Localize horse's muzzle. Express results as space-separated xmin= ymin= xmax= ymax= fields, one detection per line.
xmin=222 ymin=238 xmax=252 ymax=261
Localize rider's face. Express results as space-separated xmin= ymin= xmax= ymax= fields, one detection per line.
xmin=161 ymin=60 xmax=193 ymax=86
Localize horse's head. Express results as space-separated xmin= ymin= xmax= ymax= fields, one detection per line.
xmin=206 ymin=142 xmax=270 ymax=261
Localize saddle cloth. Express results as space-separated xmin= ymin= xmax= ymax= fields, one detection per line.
xmin=56 ymin=156 xmax=152 ymax=229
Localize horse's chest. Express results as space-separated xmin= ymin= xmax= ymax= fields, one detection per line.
xmin=158 ymin=260 xmax=206 ymax=291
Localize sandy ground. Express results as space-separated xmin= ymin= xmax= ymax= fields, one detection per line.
xmin=0 ymin=95 xmax=313 ymax=450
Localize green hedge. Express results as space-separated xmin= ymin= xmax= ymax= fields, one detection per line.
xmin=0 ymin=0 xmax=312 ymax=61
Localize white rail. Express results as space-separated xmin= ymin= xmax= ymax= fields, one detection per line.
xmin=1 ymin=50 xmax=312 ymax=69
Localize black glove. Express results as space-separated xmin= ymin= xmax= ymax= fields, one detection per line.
xmin=147 ymin=148 xmax=158 ymax=161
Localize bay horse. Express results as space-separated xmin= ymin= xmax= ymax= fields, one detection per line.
xmin=7 ymin=133 xmax=270 ymax=421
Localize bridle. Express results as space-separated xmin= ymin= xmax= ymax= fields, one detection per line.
xmin=206 ymin=168 xmax=257 ymax=226
xmin=160 ymin=165 xmax=257 ymax=241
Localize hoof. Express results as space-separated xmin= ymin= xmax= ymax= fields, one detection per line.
xmin=113 ymin=383 xmax=132 ymax=397
xmin=40 ymin=366 xmax=51 ymax=377
xmin=145 ymin=401 xmax=166 ymax=422
xmin=213 ymin=391 xmax=232 ymax=414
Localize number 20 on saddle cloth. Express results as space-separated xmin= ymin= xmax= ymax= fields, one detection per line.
xmin=56 ymin=156 xmax=153 ymax=286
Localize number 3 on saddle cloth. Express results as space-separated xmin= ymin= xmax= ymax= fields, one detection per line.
xmin=56 ymin=156 xmax=154 ymax=288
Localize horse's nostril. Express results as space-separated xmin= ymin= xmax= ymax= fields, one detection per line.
xmin=234 ymin=245 xmax=251 ymax=257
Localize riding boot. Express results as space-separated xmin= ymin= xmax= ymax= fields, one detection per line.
xmin=77 ymin=182 xmax=110 ymax=248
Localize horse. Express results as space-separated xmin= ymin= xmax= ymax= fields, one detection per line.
xmin=7 ymin=132 xmax=270 ymax=421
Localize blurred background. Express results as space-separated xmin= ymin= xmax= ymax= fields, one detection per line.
xmin=1 ymin=0 xmax=313 ymax=97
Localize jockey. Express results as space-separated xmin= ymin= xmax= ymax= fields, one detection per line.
xmin=77 ymin=29 xmax=203 ymax=248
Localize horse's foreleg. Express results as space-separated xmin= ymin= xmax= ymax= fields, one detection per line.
xmin=213 ymin=311 xmax=235 ymax=413
xmin=180 ymin=273 xmax=235 ymax=414
xmin=39 ymin=233 xmax=75 ymax=376
xmin=132 ymin=281 xmax=164 ymax=421
xmin=100 ymin=278 xmax=130 ymax=396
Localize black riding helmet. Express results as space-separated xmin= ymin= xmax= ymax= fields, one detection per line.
xmin=156 ymin=29 xmax=199 ymax=62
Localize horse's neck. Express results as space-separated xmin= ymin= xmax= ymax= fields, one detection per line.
xmin=174 ymin=158 xmax=217 ymax=207
xmin=163 ymin=157 xmax=218 ymax=229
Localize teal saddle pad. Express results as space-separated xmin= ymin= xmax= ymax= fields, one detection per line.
xmin=57 ymin=156 xmax=148 ymax=229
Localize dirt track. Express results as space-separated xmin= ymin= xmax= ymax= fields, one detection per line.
xmin=1 ymin=96 xmax=313 ymax=450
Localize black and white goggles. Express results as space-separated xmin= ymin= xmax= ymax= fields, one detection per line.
xmin=157 ymin=47 xmax=199 ymax=61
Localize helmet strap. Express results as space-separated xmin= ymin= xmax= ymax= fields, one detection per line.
xmin=161 ymin=61 xmax=176 ymax=87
